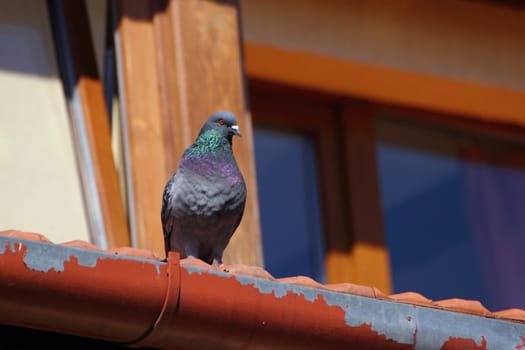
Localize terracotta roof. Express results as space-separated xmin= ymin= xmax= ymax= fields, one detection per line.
xmin=1 ymin=229 xmax=525 ymax=349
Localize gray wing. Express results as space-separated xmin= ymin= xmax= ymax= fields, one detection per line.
xmin=161 ymin=174 xmax=176 ymax=256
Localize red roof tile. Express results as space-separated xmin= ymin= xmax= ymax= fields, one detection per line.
xmin=494 ymin=308 xmax=525 ymax=323
xmin=106 ymin=246 xmax=163 ymax=260
xmin=277 ymin=275 xmax=327 ymax=290
xmin=223 ymin=263 xmax=275 ymax=280
xmin=388 ymin=291 xmax=434 ymax=307
xmin=60 ymin=240 xmax=104 ymax=251
xmin=325 ymin=283 xmax=384 ymax=299
xmin=0 ymin=230 xmax=52 ymax=243
xmin=435 ymin=298 xmax=492 ymax=317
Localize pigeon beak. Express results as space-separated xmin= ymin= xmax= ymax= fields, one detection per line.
xmin=231 ymin=125 xmax=242 ymax=137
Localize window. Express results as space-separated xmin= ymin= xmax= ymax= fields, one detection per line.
xmin=250 ymin=83 xmax=391 ymax=290
xmin=250 ymin=80 xmax=525 ymax=310
xmin=376 ymin=115 xmax=525 ymax=311
xmin=254 ymin=127 xmax=325 ymax=281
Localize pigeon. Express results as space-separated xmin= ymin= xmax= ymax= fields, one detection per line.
xmin=161 ymin=111 xmax=246 ymax=266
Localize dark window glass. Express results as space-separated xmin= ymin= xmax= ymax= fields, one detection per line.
xmin=253 ymin=127 xmax=326 ymax=282
xmin=376 ymin=117 xmax=525 ymax=311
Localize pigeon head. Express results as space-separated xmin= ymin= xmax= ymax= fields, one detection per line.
xmin=199 ymin=111 xmax=242 ymax=142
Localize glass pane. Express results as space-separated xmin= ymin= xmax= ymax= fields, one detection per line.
xmin=254 ymin=127 xmax=325 ymax=282
xmin=376 ymin=117 xmax=525 ymax=311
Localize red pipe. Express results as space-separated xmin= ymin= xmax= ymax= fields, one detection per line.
xmin=0 ymin=238 xmax=410 ymax=349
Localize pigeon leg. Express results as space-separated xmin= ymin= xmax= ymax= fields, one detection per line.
xmin=213 ymin=250 xmax=226 ymax=270
xmin=184 ymin=242 xmax=200 ymax=260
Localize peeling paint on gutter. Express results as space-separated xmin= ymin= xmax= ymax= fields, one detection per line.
xmin=235 ymin=273 xmax=320 ymax=302
xmin=0 ymin=238 xmax=162 ymax=274
xmin=183 ymin=264 xmax=525 ymax=350
xmin=23 ymin=242 xmax=99 ymax=272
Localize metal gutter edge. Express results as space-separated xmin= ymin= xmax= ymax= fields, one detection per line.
xmin=0 ymin=236 xmax=524 ymax=350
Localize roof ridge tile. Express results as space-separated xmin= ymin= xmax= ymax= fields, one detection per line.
xmin=434 ymin=298 xmax=492 ymax=317
xmin=493 ymin=308 xmax=525 ymax=323
xmin=388 ymin=291 xmax=435 ymax=307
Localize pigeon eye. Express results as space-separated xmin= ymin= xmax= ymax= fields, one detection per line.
xmin=218 ymin=119 xmax=225 ymax=125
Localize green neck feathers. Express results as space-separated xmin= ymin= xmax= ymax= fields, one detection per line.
xmin=185 ymin=129 xmax=232 ymax=157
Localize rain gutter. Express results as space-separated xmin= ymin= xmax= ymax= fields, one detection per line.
xmin=0 ymin=236 xmax=524 ymax=350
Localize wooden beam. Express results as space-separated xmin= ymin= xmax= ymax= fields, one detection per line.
xmin=244 ymin=42 xmax=525 ymax=128
xmin=339 ymin=102 xmax=392 ymax=293
xmin=116 ymin=0 xmax=166 ymax=255
xmin=161 ymin=0 xmax=262 ymax=265
xmin=52 ymin=0 xmax=130 ymax=248
xmin=116 ymin=0 xmax=262 ymax=264
xmin=151 ymin=0 xmax=187 ymax=174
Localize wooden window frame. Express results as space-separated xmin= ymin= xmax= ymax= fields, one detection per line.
xmin=244 ymin=42 xmax=525 ymax=127
xmin=249 ymin=82 xmax=392 ymax=292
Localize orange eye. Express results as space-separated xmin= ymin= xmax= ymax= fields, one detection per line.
xmin=218 ymin=119 xmax=225 ymax=125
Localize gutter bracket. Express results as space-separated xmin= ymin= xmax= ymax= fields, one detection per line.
xmin=123 ymin=252 xmax=181 ymax=347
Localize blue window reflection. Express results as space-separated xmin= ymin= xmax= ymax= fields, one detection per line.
xmin=253 ymin=127 xmax=325 ymax=282
xmin=376 ymin=119 xmax=525 ymax=311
